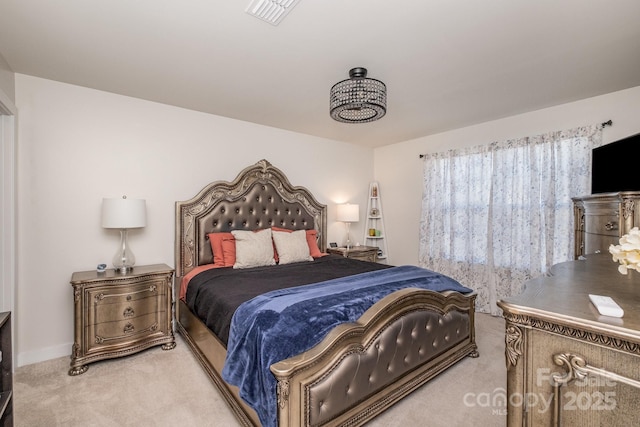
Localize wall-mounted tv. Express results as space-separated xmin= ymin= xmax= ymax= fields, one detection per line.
xmin=592 ymin=132 xmax=640 ymax=194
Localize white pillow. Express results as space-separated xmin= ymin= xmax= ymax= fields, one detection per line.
xmin=272 ymin=229 xmax=313 ymax=265
xmin=231 ymin=229 xmax=276 ymax=269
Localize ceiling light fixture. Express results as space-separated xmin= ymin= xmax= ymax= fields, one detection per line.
xmin=330 ymin=67 xmax=387 ymax=124
xmin=246 ymin=0 xmax=302 ymax=26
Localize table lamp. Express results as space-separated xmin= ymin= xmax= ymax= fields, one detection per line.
xmin=336 ymin=203 xmax=359 ymax=250
xmin=101 ymin=196 xmax=146 ymax=274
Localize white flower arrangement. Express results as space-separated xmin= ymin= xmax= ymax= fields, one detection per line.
xmin=609 ymin=227 xmax=640 ymax=274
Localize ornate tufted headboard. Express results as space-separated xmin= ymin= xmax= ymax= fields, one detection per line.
xmin=174 ymin=159 xmax=327 ymax=279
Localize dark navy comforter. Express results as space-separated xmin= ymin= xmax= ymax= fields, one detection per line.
xmin=220 ymin=264 xmax=472 ymax=427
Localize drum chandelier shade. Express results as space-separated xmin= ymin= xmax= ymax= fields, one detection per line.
xmin=330 ymin=68 xmax=387 ymax=123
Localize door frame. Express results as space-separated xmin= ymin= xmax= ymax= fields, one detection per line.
xmin=0 ymin=87 xmax=17 ymax=318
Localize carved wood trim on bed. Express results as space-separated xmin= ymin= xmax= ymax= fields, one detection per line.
xmin=174 ymin=159 xmax=478 ymax=427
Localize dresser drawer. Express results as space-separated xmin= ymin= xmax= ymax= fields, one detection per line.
xmin=89 ymin=290 xmax=162 ymax=326
xmin=93 ymin=297 xmax=159 ymax=324
xmin=584 ymin=212 xmax=620 ymax=236
xmin=584 ymin=233 xmax=620 ymax=255
xmin=349 ymin=252 xmax=377 ymax=262
xmin=86 ymin=311 xmax=167 ymax=352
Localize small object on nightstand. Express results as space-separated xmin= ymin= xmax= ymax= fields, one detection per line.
xmin=329 ymin=242 xmax=338 ymax=248
xmin=96 ymin=263 xmax=106 ymax=273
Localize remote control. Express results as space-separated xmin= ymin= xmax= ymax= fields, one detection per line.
xmin=589 ymin=294 xmax=624 ymax=318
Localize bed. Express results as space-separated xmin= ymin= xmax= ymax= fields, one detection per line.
xmin=174 ymin=159 xmax=478 ymax=427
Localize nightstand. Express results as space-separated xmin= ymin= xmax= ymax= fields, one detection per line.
xmin=69 ymin=264 xmax=175 ymax=376
xmin=327 ymin=245 xmax=379 ymax=263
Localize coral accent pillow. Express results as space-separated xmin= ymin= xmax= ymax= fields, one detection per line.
xmin=304 ymin=229 xmax=326 ymax=258
xmin=272 ymin=230 xmax=313 ymax=264
xmin=221 ymin=235 xmax=236 ymax=266
xmin=231 ymin=229 xmax=276 ymax=269
xmin=272 ymin=227 xmax=325 ymax=258
xmin=208 ymin=232 xmax=234 ymax=267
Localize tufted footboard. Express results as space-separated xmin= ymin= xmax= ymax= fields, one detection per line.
xmin=270 ymin=287 xmax=477 ymax=427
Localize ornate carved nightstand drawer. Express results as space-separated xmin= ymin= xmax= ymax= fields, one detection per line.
xmin=350 ymin=251 xmax=377 ymax=262
xmin=327 ymin=246 xmax=379 ymax=263
xmin=69 ymin=264 xmax=175 ymax=376
xmin=86 ymin=312 xmax=164 ymax=352
xmin=87 ymin=282 xmax=164 ymax=326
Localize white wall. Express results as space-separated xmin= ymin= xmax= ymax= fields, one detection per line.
xmin=375 ymin=85 xmax=640 ymax=267
xmin=15 ymin=74 xmax=375 ymax=366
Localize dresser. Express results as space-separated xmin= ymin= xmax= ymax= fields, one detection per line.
xmin=69 ymin=264 xmax=175 ymax=375
xmin=498 ymin=254 xmax=640 ymax=426
xmin=572 ymin=191 xmax=640 ymax=259
xmin=327 ymin=245 xmax=378 ymax=262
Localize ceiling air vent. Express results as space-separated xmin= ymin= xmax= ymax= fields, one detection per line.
xmin=245 ymin=0 xmax=302 ymax=26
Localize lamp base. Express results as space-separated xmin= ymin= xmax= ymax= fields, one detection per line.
xmin=113 ymin=229 xmax=136 ymax=274
xmin=114 ymin=266 xmax=133 ymax=275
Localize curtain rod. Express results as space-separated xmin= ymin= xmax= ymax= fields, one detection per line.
xmin=418 ymin=119 xmax=614 ymax=159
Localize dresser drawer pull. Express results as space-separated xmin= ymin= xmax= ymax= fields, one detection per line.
xmin=604 ymin=221 xmax=617 ymax=231
xmin=123 ymin=323 xmax=134 ymax=334
xmin=123 ymin=307 xmax=135 ymax=318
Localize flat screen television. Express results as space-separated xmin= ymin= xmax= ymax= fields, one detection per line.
xmin=592 ymin=132 xmax=640 ymax=194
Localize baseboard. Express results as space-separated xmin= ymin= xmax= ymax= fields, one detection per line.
xmin=17 ymin=342 xmax=71 ymax=367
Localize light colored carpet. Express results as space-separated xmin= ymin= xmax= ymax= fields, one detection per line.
xmin=15 ymin=313 xmax=506 ymax=426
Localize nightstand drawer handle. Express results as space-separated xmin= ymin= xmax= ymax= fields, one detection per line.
xmin=604 ymin=221 xmax=617 ymax=231
xmin=123 ymin=307 xmax=135 ymax=318
xmin=123 ymin=323 xmax=134 ymax=334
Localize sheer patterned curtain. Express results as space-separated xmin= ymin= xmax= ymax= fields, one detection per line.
xmin=419 ymin=125 xmax=603 ymax=315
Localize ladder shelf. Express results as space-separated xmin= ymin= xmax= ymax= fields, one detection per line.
xmin=363 ymin=181 xmax=388 ymax=262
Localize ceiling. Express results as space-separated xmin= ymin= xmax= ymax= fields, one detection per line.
xmin=1 ymin=1 xmax=639 ymax=148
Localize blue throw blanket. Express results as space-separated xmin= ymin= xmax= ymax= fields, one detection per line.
xmin=221 ymin=265 xmax=472 ymax=427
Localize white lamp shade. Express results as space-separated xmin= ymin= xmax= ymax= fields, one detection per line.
xmin=101 ymin=197 xmax=147 ymax=229
xmin=336 ymin=203 xmax=359 ymax=223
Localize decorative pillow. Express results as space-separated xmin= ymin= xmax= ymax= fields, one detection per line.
xmin=272 ymin=229 xmax=313 ymax=264
xmin=231 ymin=228 xmax=276 ymax=269
xmin=271 ymin=227 xmax=326 ymax=258
xmin=304 ymin=229 xmax=326 ymax=258
xmin=208 ymin=232 xmax=234 ymax=267
xmin=221 ymin=235 xmax=236 ymax=266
